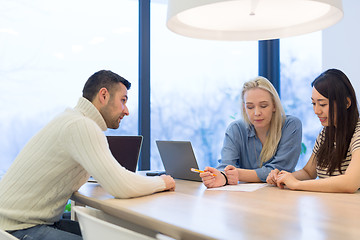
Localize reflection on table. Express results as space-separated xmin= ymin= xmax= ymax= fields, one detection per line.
xmin=72 ymin=178 xmax=360 ymax=240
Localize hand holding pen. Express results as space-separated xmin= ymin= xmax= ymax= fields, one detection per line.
xmin=195 ymin=167 xmax=227 ymax=188
xmin=191 ymin=168 xmax=216 ymax=176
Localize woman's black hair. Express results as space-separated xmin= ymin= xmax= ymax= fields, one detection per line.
xmin=311 ymin=69 xmax=359 ymax=175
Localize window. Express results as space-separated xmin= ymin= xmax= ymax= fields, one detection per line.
xmin=150 ymin=1 xmax=258 ymax=170
xmin=0 ymin=0 xmax=139 ymax=175
xmin=280 ymin=32 xmax=323 ymax=169
xmin=0 ymin=0 xmax=323 ymax=176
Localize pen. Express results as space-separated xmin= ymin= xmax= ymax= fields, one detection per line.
xmin=190 ymin=168 xmax=216 ymax=176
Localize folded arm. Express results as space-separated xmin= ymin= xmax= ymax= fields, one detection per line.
xmin=275 ymin=151 xmax=360 ymax=193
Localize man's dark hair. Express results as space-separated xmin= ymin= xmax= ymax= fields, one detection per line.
xmin=82 ymin=70 xmax=131 ymax=101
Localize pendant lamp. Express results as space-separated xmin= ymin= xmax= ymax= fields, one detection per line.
xmin=166 ymin=0 xmax=343 ymax=41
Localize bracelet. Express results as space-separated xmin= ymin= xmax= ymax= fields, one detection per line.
xmin=220 ymin=171 xmax=228 ymax=186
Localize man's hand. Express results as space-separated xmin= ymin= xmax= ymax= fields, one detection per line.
xmin=160 ymin=175 xmax=176 ymax=191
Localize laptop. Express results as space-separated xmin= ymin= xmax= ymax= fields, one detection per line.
xmin=106 ymin=135 xmax=143 ymax=172
xmin=156 ymin=140 xmax=202 ymax=181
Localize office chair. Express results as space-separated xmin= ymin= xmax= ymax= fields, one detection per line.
xmin=0 ymin=229 xmax=18 ymax=240
xmin=73 ymin=206 xmax=158 ymax=240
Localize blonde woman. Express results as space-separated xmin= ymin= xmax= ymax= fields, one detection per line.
xmin=200 ymin=76 xmax=302 ymax=188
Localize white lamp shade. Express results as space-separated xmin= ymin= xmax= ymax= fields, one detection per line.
xmin=167 ymin=0 xmax=343 ymax=41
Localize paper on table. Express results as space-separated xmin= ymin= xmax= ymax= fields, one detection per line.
xmin=206 ymin=183 xmax=268 ymax=192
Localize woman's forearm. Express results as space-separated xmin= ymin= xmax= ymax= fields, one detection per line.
xmin=294 ymin=175 xmax=359 ymax=193
xmin=237 ymin=169 xmax=261 ymax=182
xmin=292 ymin=169 xmax=315 ymax=181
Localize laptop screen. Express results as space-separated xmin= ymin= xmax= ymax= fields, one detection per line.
xmin=156 ymin=140 xmax=201 ymax=181
xmin=106 ymin=136 xmax=143 ymax=172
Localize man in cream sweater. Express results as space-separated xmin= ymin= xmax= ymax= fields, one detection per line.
xmin=0 ymin=70 xmax=175 ymax=239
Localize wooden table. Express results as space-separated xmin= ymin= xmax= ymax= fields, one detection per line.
xmin=71 ymin=179 xmax=360 ymax=240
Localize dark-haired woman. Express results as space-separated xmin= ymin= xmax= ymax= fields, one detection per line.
xmin=267 ymin=69 xmax=360 ymax=193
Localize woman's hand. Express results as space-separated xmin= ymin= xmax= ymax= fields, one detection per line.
xmin=266 ymin=169 xmax=280 ymax=185
xmin=160 ymin=175 xmax=176 ymax=191
xmin=199 ymin=167 xmax=225 ymax=188
xmin=276 ymin=171 xmax=299 ymax=190
xmin=224 ymin=165 xmax=239 ymax=185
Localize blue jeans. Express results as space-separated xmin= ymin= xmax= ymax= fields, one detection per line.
xmin=9 ymin=220 xmax=82 ymax=240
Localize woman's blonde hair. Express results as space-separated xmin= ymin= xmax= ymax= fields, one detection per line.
xmin=241 ymin=76 xmax=286 ymax=166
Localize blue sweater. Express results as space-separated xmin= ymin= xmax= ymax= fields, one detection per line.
xmin=216 ymin=115 xmax=302 ymax=182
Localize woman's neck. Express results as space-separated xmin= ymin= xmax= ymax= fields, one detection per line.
xmin=255 ymin=127 xmax=269 ymax=145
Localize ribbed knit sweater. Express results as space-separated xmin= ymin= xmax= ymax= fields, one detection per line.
xmin=0 ymin=97 xmax=165 ymax=231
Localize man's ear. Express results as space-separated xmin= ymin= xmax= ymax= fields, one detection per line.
xmin=98 ymin=87 xmax=110 ymax=105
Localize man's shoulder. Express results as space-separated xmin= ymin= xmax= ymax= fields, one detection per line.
xmin=53 ymin=108 xmax=98 ymax=129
